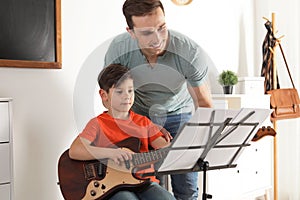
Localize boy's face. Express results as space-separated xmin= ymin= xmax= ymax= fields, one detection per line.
xmin=128 ymin=7 xmax=168 ymax=57
xmin=101 ymin=78 xmax=134 ymax=114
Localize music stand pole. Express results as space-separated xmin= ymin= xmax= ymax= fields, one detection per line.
xmin=199 ymin=160 xmax=212 ymax=200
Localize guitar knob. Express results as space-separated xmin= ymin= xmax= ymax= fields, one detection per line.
xmin=101 ymin=184 xmax=106 ymax=190
xmin=90 ymin=190 xmax=97 ymax=196
xmin=94 ymin=181 xmax=100 ymax=187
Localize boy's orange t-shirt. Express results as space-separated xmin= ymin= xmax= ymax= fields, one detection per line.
xmin=79 ymin=110 xmax=165 ymax=182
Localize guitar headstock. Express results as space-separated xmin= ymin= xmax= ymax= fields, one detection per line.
xmin=252 ymin=126 xmax=277 ymax=142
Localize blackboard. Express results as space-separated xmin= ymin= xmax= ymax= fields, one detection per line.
xmin=0 ymin=0 xmax=61 ymax=69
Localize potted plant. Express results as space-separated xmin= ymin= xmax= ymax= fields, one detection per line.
xmin=218 ymin=70 xmax=238 ymax=94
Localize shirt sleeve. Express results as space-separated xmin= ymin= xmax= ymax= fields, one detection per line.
xmin=78 ymin=117 xmax=100 ymax=143
xmin=104 ymin=34 xmax=130 ymax=66
xmin=185 ymin=46 xmax=213 ymax=87
xmin=104 ymin=40 xmax=121 ymax=66
xmin=147 ymin=120 xmax=164 ymax=143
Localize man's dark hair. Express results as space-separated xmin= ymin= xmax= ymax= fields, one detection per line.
xmin=123 ymin=0 xmax=164 ymax=29
xmin=98 ymin=64 xmax=132 ymax=92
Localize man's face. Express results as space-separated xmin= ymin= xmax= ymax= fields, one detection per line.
xmin=129 ymin=7 xmax=168 ymax=57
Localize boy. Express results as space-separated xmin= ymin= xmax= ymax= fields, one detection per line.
xmin=69 ymin=64 xmax=175 ymax=200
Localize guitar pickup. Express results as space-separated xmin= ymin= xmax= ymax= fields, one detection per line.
xmin=83 ymin=162 xmax=104 ymax=180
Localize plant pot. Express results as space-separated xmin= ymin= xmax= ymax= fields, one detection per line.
xmin=223 ymin=85 xmax=233 ymax=94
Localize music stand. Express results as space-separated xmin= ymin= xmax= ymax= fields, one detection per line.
xmin=145 ymin=107 xmax=271 ymax=200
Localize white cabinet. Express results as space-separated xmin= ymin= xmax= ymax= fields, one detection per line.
xmin=212 ymin=94 xmax=270 ymax=109
xmin=203 ymin=94 xmax=273 ymax=200
xmin=0 ymin=98 xmax=13 ymax=200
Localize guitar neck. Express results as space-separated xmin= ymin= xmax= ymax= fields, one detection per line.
xmin=132 ymin=148 xmax=169 ymax=166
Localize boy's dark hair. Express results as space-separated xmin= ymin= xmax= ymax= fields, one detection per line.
xmin=98 ymin=64 xmax=132 ymax=92
xmin=123 ymin=0 xmax=164 ymax=29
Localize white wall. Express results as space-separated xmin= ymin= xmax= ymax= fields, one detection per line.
xmin=0 ymin=0 xmax=299 ymax=199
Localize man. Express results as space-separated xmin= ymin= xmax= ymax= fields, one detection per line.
xmin=104 ymin=0 xmax=214 ymax=199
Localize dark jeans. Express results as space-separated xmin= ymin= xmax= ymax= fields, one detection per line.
xmin=109 ymin=182 xmax=175 ymax=200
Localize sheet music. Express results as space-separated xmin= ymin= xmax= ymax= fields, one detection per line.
xmin=158 ymin=149 xmax=203 ymax=172
xmin=172 ymin=108 xmax=239 ymax=148
xmin=218 ymin=108 xmax=272 ymax=145
xmin=157 ymin=107 xmax=272 ymax=173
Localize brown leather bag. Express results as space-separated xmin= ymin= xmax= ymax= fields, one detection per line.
xmin=267 ymin=43 xmax=300 ymax=121
xmin=267 ymin=88 xmax=300 ymax=120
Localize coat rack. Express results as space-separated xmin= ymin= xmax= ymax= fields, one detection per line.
xmin=263 ymin=12 xmax=279 ymax=200
xmin=272 ymin=13 xmax=278 ymax=200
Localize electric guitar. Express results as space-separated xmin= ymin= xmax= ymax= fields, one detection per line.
xmin=58 ymin=137 xmax=169 ymax=200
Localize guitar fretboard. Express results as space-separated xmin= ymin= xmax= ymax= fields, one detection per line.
xmin=132 ymin=148 xmax=169 ymax=166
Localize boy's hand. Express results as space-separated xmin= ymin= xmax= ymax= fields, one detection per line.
xmin=109 ymin=148 xmax=134 ymax=165
xmin=160 ymin=127 xmax=173 ymax=142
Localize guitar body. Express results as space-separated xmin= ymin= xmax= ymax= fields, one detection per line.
xmin=58 ymin=137 xmax=151 ymax=200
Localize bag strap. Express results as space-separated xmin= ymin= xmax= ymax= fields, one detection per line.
xmin=278 ymin=42 xmax=296 ymax=88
